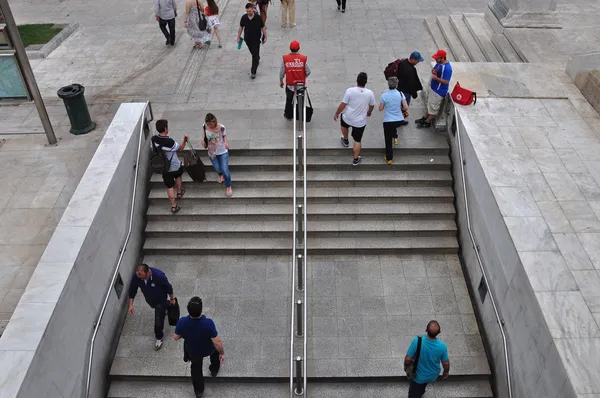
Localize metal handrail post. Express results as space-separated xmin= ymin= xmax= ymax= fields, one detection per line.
xmin=454 ymin=106 xmax=512 ymax=398
xmin=297 ymin=254 xmax=303 ymax=291
xmin=297 ymin=204 xmax=303 ymax=245
xmin=301 ymin=88 xmax=309 ymax=397
xmin=294 ymin=356 xmax=304 ymax=395
xmin=84 ymin=102 xmax=153 ymax=398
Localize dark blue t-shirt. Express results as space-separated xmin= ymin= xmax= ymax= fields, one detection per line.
xmin=175 ymin=315 xmax=218 ymax=359
xmin=430 ymin=62 xmax=452 ymax=97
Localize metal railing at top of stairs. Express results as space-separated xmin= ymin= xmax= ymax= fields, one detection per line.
xmin=452 ymin=104 xmax=512 ymax=398
xmin=84 ymin=101 xmax=153 ymax=398
xmin=290 ymin=84 xmax=308 ymax=398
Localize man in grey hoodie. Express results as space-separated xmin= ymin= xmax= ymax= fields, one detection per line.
xmin=155 ymin=0 xmax=177 ymax=46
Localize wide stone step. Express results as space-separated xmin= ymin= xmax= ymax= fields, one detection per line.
xmin=449 ymin=15 xmax=487 ymax=62
xmin=142 ymin=236 xmax=459 ymax=254
xmin=108 ymin=379 xmax=494 ymax=397
xmin=146 ymin=202 xmax=456 ymax=221
xmin=436 ymin=16 xmax=471 ymax=62
xmin=150 ymin=170 xmax=454 ymax=188
xmin=186 ymin=154 xmax=451 ymax=171
xmin=424 ymin=17 xmax=456 ymax=61
xmin=145 ymin=219 xmax=458 ymax=238
xmin=462 ymin=13 xmax=504 ymax=62
xmin=148 ymin=186 xmax=455 ymax=203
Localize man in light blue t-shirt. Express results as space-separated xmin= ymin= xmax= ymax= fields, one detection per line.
xmin=415 ymin=49 xmax=452 ymax=129
xmin=404 ymin=320 xmax=450 ymax=397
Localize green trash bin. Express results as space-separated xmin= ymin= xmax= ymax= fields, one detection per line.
xmin=57 ymin=84 xmax=96 ymax=135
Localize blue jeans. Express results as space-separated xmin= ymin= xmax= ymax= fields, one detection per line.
xmin=210 ymin=152 xmax=232 ymax=187
xmin=402 ymin=91 xmax=412 ymax=106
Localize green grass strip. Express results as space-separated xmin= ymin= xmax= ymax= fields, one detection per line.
xmin=17 ymin=24 xmax=63 ymax=47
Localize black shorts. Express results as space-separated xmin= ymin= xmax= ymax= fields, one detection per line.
xmin=340 ymin=115 xmax=366 ymax=143
xmin=162 ymin=166 xmax=184 ymax=188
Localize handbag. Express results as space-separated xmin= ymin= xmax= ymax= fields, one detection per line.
xmin=451 ymin=81 xmax=476 ymax=106
xmin=196 ymin=0 xmax=208 ymax=31
xmin=405 ymin=336 xmax=422 ymax=381
xmin=167 ymin=297 xmax=180 ymax=326
xmin=296 ymin=90 xmax=313 ymax=123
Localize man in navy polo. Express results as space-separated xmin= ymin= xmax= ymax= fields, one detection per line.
xmin=173 ymin=296 xmax=225 ymax=398
xmin=128 ymin=263 xmax=176 ymax=350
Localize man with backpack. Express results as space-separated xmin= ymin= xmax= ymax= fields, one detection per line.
xmin=151 ymin=119 xmax=189 ymax=213
xmin=383 ymin=52 xmax=424 ymax=121
xmin=404 ymin=320 xmax=450 ymax=397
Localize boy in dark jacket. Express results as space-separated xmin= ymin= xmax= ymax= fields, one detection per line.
xmin=128 ymin=264 xmax=176 ymax=350
xmin=396 ymin=52 xmax=425 ymax=110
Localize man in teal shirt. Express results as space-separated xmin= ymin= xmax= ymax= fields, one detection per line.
xmin=404 ymin=320 xmax=450 ymax=397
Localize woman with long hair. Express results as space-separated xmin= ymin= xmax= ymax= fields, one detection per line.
xmin=202 ymin=113 xmax=232 ymax=197
xmin=204 ymin=0 xmax=222 ymax=48
xmin=184 ymin=0 xmax=212 ymax=49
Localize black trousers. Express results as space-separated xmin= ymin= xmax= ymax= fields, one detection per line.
xmin=383 ymin=121 xmax=402 ymax=160
xmin=408 ymin=381 xmax=428 ymax=398
xmin=190 ymin=351 xmax=220 ymax=394
xmin=336 ymin=0 xmax=347 ymax=9
xmin=246 ymin=40 xmax=261 ymax=74
xmin=158 ymin=17 xmax=176 ymax=44
xmin=153 ymin=301 xmax=168 ymax=339
xmin=284 ymin=87 xmax=294 ymax=118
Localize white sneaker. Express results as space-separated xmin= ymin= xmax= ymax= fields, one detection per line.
xmin=154 ymin=339 xmax=163 ymax=350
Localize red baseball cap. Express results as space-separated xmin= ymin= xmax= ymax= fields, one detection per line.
xmin=431 ymin=49 xmax=447 ymax=59
xmin=290 ymin=40 xmax=300 ymax=51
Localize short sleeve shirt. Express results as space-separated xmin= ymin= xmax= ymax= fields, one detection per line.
xmin=407 ymin=335 xmax=449 ymax=384
xmin=239 ymin=14 xmax=263 ymax=43
xmin=341 ymin=86 xmax=376 ymax=128
xmin=205 ymin=124 xmax=227 ymax=159
xmin=151 ymin=135 xmax=181 ymax=172
xmin=380 ymin=89 xmax=405 ymax=122
xmin=430 ymin=62 xmax=452 ymax=97
xmin=175 ymin=315 xmax=218 ymax=359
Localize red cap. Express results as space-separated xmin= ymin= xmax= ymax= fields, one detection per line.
xmin=431 ymin=49 xmax=447 ymax=59
xmin=290 ymin=40 xmax=300 ymax=51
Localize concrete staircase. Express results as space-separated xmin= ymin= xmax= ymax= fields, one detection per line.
xmin=110 ymin=137 xmax=493 ymax=396
xmin=144 ymin=147 xmax=459 ymax=256
xmin=426 ymin=12 xmax=524 ymax=63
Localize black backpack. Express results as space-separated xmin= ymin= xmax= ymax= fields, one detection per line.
xmin=150 ymin=135 xmax=172 ymax=174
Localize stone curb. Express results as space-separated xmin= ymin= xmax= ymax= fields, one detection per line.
xmin=26 ymin=22 xmax=80 ymax=59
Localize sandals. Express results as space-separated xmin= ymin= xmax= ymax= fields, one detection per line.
xmin=177 ymin=189 xmax=186 ymax=199
xmin=226 ymin=187 xmax=232 ymax=197
xmin=171 ymin=205 xmax=181 ymax=213
xmin=217 ymin=175 xmax=224 ymax=184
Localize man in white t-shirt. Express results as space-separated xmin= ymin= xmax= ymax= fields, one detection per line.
xmin=334 ymin=72 xmax=376 ymax=166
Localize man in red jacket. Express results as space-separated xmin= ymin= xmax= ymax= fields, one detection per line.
xmin=280 ymin=40 xmax=311 ymax=120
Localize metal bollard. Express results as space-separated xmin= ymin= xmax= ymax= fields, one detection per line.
xmin=297 ymin=134 xmax=303 ymax=178
xmin=295 ymin=300 xmax=303 ymax=337
xmin=294 ymin=356 xmax=304 ymax=395
xmin=297 ymin=204 xmax=303 ymax=245
xmin=297 ymin=254 xmax=304 ymax=291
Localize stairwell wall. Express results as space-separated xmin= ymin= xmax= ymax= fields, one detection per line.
xmin=447 ymin=109 xmax=577 ymax=398
xmin=0 ymin=103 xmax=153 ymax=398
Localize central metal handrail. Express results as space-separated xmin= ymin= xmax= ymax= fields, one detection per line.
xmin=84 ymin=102 xmax=153 ymax=398
xmin=453 ymin=104 xmax=512 ymax=398
xmin=289 ymin=85 xmax=308 ymax=398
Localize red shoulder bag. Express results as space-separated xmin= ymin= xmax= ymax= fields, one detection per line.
xmin=451 ymin=82 xmax=477 ymax=106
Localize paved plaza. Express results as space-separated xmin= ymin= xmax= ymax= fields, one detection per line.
xmin=2 ymin=0 xmax=600 ymax=395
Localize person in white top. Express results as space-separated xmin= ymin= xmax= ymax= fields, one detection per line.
xmin=333 ymin=72 xmax=376 ymax=166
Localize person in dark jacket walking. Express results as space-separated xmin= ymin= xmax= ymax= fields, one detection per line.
xmin=174 ymin=297 xmax=225 ymax=398
xmin=396 ymin=52 xmax=424 ymax=112
xmin=128 ymin=264 xmax=176 ymax=350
